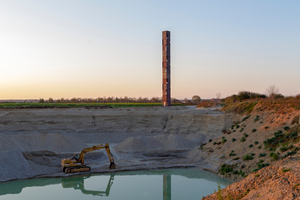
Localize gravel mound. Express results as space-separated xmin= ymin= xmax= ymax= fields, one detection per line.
xmin=0 ymin=134 xmax=88 ymax=153
xmin=0 ymin=149 xmax=34 ymax=182
xmin=115 ymin=134 xmax=195 ymax=153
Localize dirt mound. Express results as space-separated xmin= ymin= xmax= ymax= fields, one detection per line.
xmin=115 ymin=134 xmax=195 ymax=153
xmin=0 ymin=134 xmax=88 ymax=152
xmin=202 ymin=155 xmax=300 ymax=200
xmin=0 ymin=149 xmax=34 ymax=182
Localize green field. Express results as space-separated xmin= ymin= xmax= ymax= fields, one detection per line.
xmin=0 ymin=103 xmax=183 ymax=109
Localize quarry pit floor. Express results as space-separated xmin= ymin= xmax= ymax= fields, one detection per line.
xmin=0 ymin=106 xmax=237 ymax=182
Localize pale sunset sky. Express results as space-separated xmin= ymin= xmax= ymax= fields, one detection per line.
xmin=1 ymin=1 xmax=300 ymax=100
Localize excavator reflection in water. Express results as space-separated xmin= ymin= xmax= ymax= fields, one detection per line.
xmin=62 ymin=174 xmax=114 ymax=197
xmin=62 ymin=174 xmax=170 ymax=199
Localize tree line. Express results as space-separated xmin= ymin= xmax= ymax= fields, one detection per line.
xmin=39 ymin=96 xmax=185 ymax=104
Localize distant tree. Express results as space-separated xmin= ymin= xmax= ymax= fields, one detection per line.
xmin=107 ymin=97 xmax=113 ymax=103
xmin=137 ymin=97 xmax=143 ymax=103
xmin=48 ymin=98 xmax=54 ymax=103
xmin=71 ymin=98 xmax=76 ymax=103
xmin=39 ymin=98 xmax=44 ymax=103
xmin=216 ymin=93 xmax=221 ymax=100
xmin=192 ymin=95 xmax=201 ymax=104
xmin=124 ymin=96 xmax=129 ymax=103
xmin=266 ymin=85 xmax=280 ymax=100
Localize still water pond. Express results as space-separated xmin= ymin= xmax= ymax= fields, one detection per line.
xmin=0 ymin=168 xmax=234 ymax=200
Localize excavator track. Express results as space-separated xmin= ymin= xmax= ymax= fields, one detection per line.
xmin=64 ymin=166 xmax=91 ymax=173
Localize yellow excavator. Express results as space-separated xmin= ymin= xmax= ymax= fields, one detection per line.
xmin=61 ymin=143 xmax=116 ymax=173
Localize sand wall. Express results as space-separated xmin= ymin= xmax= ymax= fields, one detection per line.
xmin=0 ymin=107 xmax=238 ymax=143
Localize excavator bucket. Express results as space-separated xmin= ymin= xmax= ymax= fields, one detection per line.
xmin=109 ymin=162 xmax=116 ymax=169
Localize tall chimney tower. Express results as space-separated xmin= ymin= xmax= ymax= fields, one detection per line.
xmin=162 ymin=30 xmax=171 ymax=106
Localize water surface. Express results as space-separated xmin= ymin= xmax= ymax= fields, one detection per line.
xmin=0 ymin=168 xmax=233 ymax=200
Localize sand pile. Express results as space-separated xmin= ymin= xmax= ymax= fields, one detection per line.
xmin=0 ymin=149 xmax=34 ymax=182
xmin=0 ymin=134 xmax=88 ymax=152
xmin=115 ymin=134 xmax=195 ymax=153
xmin=0 ymin=149 xmax=59 ymax=182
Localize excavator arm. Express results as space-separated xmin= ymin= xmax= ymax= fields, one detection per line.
xmin=76 ymin=143 xmax=114 ymax=164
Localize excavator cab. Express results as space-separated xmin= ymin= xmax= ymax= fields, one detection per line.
xmin=73 ymin=153 xmax=80 ymax=162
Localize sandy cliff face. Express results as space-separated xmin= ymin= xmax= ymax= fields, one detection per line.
xmin=202 ymin=155 xmax=300 ymax=200
xmin=0 ymin=107 xmax=238 ymax=143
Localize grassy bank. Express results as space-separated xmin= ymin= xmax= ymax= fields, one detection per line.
xmin=0 ymin=103 xmax=183 ymax=109
xmin=222 ymin=98 xmax=300 ymax=115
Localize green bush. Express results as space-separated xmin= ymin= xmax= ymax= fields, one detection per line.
xmin=233 ymin=130 xmax=236 ymax=132
xmin=240 ymin=137 xmax=246 ymax=142
xmin=253 ymin=162 xmax=270 ymax=172
xmin=232 ymin=138 xmax=236 ymax=142
xmin=279 ymin=139 xmax=284 ymax=143
xmin=271 ymin=153 xmax=280 ymax=161
xmin=291 ymin=132 xmax=298 ymax=139
xmin=239 ymin=128 xmax=244 ymax=132
xmin=254 ymin=141 xmax=259 ymax=145
xmin=258 ymin=146 xmax=262 ymax=149
xmin=252 ymin=129 xmax=257 ymax=133
xmin=263 ymin=130 xmax=294 ymax=148
xmin=284 ymin=126 xmax=290 ymax=131
xmin=219 ymin=164 xmax=234 ymax=175
xmin=244 ymin=133 xmax=249 ymax=137
xmin=264 ymin=126 xmax=269 ymax=129
xmin=282 ymin=168 xmax=291 ymax=173
xmin=233 ymin=157 xmax=240 ymax=160
xmin=283 ymin=151 xmax=297 ymax=158
xmin=249 ymin=144 xmax=253 ymax=148
xmin=233 ymin=170 xmax=239 ymax=174
xmin=242 ymin=115 xmax=251 ymax=122
xmin=280 ymin=145 xmax=294 ymax=152
xmin=243 ymin=154 xmax=254 ymax=160
xmin=213 ymin=142 xmax=217 ymax=145
xmin=259 ymin=153 xmax=267 ymax=157
xmin=254 ymin=115 xmax=260 ymax=122
xmin=238 ymin=170 xmax=247 ymax=178
xmin=222 ymin=138 xmax=227 ymax=144
xmin=229 ymin=150 xmax=237 ymax=157
xmin=209 ymin=139 xmax=212 ymax=142
xmin=236 ymin=124 xmax=240 ymax=129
